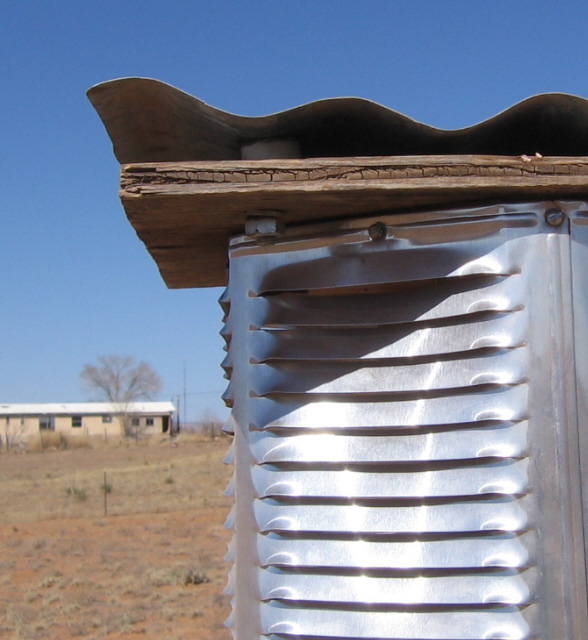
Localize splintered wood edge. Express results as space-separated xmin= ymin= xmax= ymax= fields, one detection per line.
xmin=118 ymin=155 xmax=588 ymax=289
xmin=121 ymin=155 xmax=588 ymax=187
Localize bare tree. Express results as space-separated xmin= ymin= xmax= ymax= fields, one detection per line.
xmin=3 ymin=416 xmax=27 ymax=452
xmin=81 ymin=355 xmax=162 ymax=438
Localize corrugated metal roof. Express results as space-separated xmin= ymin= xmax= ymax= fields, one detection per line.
xmin=0 ymin=402 xmax=175 ymax=416
xmin=88 ymin=77 xmax=588 ymax=162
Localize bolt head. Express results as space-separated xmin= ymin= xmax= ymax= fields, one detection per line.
xmin=545 ymin=210 xmax=565 ymax=227
xmin=368 ymin=222 xmax=387 ymax=241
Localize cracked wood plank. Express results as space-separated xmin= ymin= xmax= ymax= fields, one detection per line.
xmin=118 ymin=155 xmax=588 ymax=288
xmin=121 ymin=155 xmax=588 ymax=188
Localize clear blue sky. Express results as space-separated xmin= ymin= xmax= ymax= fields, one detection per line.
xmin=1 ymin=1 xmax=587 ymax=423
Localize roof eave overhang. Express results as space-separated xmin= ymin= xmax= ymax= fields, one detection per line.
xmin=120 ymin=154 xmax=588 ymax=289
xmin=87 ymin=78 xmax=588 ymax=288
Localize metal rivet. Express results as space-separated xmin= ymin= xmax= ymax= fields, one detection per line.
xmin=368 ymin=222 xmax=387 ymax=241
xmin=545 ymin=209 xmax=565 ymax=227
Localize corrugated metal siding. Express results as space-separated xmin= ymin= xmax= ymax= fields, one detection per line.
xmin=221 ymin=202 xmax=588 ymax=639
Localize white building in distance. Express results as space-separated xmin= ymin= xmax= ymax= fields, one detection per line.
xmin=0 ymin=402 xmax=176 ymax=440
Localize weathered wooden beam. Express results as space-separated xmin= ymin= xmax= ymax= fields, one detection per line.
xmin=119 ymin=155 xmax=588 ymax=288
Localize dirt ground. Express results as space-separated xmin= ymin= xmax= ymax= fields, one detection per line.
xmin=0 ymin=436 xmax=233 ymax=640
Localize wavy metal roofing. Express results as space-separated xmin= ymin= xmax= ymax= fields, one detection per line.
xmin=88 ymin=78 xmax=588 ymax=163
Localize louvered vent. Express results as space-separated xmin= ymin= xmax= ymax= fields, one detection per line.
xmin=221 ymin=202 xmax=587 ymax=640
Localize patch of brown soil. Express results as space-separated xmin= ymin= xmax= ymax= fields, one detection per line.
xmin=0 ymin=437 xmax=233 ymax=640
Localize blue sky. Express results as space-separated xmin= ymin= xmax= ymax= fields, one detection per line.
xmin=1 ymin=1 xmax=587 ymax=422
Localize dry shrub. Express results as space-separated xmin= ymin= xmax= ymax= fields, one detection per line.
xmin=65 ymin=435 xmax=91 ymax=450
xmin=175 ymin=431 xmax=223 ymax=444
xmin=27 ymin=433 xmax=94 ymax=453
xmin=26 ymin=432 xmax=65 ymax=452
xmin=85 ymin=434 xmax=125 ymax=449
xmin=24 ymin=432 xmax=198 ymax=454
xmin=145 ymin=564 xmax=210 ymax=587
xmin=65 ymin=486 xmax=87 ymax=502
xmin=182 ymin=568 xmax=210 ymax=585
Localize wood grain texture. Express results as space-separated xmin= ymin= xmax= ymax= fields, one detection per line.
xmin=119 ymin=155 xmax=588 ymax=288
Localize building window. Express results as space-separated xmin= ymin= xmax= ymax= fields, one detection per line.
xmin=102 ymin=414 xmax=113 ymax=423
xmin=39 ymin=416 xmax=55 ymax=431
xmin=146 ymin=418 xmax=154 ymax=426
xmin=72 ymin=416 xmax=82 ymax=428
xmin=131 ymin=418 xmax=140 ymax=427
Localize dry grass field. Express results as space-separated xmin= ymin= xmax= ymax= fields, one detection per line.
xmin=0 ymin=435 xmax=233 ymax=640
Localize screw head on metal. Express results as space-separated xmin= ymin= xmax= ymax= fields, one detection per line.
xmin=368 ymin=221 xmax=388 ymax=241
xmin=545 ymin=209 xmax=565 ymax=227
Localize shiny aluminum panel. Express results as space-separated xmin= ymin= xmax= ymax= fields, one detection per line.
xmin=254 ymin=498 xmax=528 ymax=535
xmin=251 ymin=458 xmax=529 ymax=499
xmin=250 ymin=386 xmax=528 ymax=429
xmin=249 ymin=423 xmax=528 ymax=464
xmin=222 ymin=201 xmax=588 ymax=640
xmin=250 ymin=348 xmax=528 ymax=395
xmin=251 ymin=213 xmax=535 ymax=295
xmin=258 ymin=568 xmax=532 ymax=605
xmin=248 ymin=276 xmax=523 ymax=328
xmin=258 ymin=603 xmax=530 ymax=640
xmin=256 ymin=532 xmax=531 ymax=569
xmin=571 ymin=206 xmax=588 ymax=577
xmin=250 ymin=311 xmax=528 ymax=362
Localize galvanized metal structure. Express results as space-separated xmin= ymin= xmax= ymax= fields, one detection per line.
xmin=90 ymin=79 xmax=588 ymax=639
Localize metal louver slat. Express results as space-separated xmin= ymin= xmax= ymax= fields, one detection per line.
xmin=249 ymin=422 xmax=528 ymax=463
xmin=249 ymin=275 xmax=523 ymax=328
xmin=253 ymin=498 xmax=528 ymax=534
xmin=250 ymin=387 xmax=528 ymax=429
xmin=251 ymin=213 xmax=536 ymax=295
xmin=251 ymin=458 xmax=529 ymax=499
xmin=258 ymin=603 xmax=530 ymax=640
xmin=250 ymin=348 xmax=528 ymax=396
xmin=258 ymin=568 xmax=532 ymax=605
xmin=250 ymin=311 xmax=528 ymax=362
xmin=256 ymin=532 xmax=531 ymax=569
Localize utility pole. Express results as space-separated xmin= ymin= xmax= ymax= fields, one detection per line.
xmin=183 ymin=360 xmax=187 ymax=430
